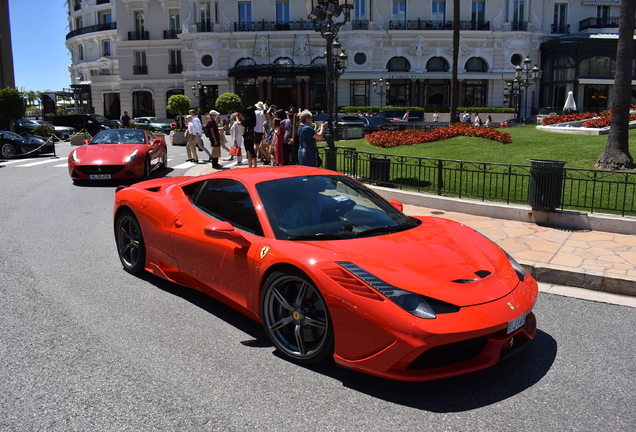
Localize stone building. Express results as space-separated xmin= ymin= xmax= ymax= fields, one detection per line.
xmin=64 ymin=0 xmax=633 ymax=120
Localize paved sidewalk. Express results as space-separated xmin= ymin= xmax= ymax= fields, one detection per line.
xmin=185 ymin=159 xmax=636 ymax=298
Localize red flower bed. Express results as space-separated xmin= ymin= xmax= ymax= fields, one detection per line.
xmin=541 ymin=112 xmax=595 ymax=125
xmin=365 ymin=124 xmax=512 ymax=148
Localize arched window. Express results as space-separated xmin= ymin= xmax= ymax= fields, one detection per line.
xmin=465 ymin=57 xmax=487 ymax=72
xmin=275 ymin=57 xmax=293 ymax=65
xmin=426 ymin=57 xmax=449 ymax=72
xmin=387 ymin=57 xmax=410 ymax=72
xmin=235 ymin=58 xmax=256 ymax=67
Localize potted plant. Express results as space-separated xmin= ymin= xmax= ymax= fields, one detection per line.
xmin=166 ymin=94 xmax=190 ymax=146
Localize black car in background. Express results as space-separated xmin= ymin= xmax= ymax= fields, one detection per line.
xmin=359 ymin=116 xmax=399 ymax=134
xmin=13 ymin=118 xmax=53 ymax=136
xmin=0 ymin=130 xmax=55 ymax=159
xmin=52 ymin=114 xmax=116 ymax=136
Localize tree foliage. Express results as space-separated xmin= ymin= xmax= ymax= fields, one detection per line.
xmin=0 ymin=88 xmax=27 ymax=128
xmin=166 ymin=94 xmax=191 ymax=116
xmin=596 ymin=0 xmax=635 ymax=170
xmin=215 ymin=92 xmax=243 ymax=114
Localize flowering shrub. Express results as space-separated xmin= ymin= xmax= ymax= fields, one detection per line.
xmin=541 ymin=112 xmax=595 ymax=126
xmin=543 ymin=106 xmax=636 ymax=127
xmin=365 ymin=124 xmax=512 ymax=148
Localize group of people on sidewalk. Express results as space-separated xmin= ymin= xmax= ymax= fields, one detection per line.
xmin=183 ymin=101 xmax=327 ymax=170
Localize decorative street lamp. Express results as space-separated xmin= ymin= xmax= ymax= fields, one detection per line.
xmin=372 ymin=78 xmax=390 ymax=112
xmin=507 ymin=57 xmax=540 ymax=124
xmin=191 ymin=80 xmax=210 ymax=112
xmin=305 ymin=0 xmax=354 ymax=170
xmin=331 ymin=39 xmax=348 ymax=138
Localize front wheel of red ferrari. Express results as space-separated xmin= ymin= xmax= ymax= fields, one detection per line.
xmin=115 ymin=210 xmax=146 ymax=274
xmin=261 ymin=269 xmax=334 ymax=364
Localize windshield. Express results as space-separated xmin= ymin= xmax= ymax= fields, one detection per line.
xmin=1 ymin=131 xmax=22 ymax=139
xmin=91 ymin=129 xmax=147 ymax=145
xmin=146 ymin=118 xmax=162 ymax=123
xmin=256 ymin=175 xmax=418 ymax=240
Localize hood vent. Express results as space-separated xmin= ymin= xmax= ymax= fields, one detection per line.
xmin=452 ymin=270 xmax=492 ymax=284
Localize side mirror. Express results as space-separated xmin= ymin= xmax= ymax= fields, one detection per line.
xmin=204 ymin=222 xmax=244 ymax=240
xmin=82 ymin=139 xmax=90 ymax=145
xmin=389 ymin=199 xmax=403 ymax=212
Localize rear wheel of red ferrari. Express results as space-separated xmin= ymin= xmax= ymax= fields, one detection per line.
xmin=261 ymin=269 xmax=334 ymax=364
xmin=115 ymin=210 xmax=146 ymax=274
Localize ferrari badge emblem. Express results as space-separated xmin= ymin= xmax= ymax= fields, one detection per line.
xmin=507 ymin=302 xmax=515 ymax=310
xmin=260 ymin=246 xmax=270 ymax=260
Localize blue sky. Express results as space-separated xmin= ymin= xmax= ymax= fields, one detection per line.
xmin=9 ymin=1 xmax=71 ymax=92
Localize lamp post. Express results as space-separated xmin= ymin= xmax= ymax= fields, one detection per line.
xmin=191 ymin=80 xmax=210 ymax=112
xmin=372 ymin=78 xmax=390 ymax=112
xmin=332 ymin=39 xmax=348 ymax=138
xmin=305 ymin=0 xmax=354 ymax=170
xmin=508 ymin=57 xmax=540 ymax=124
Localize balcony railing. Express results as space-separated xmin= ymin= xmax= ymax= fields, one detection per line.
xmin=197 ymin=21 xmax=213 ymax=32
xmin=133 ymin=65 xmax=148 ymax=75
xmin=389 ymin=20 xmax=489 ymax=31
xmin=510 ymin=20 xmax=528 ymax=31
xmin=579 ymin=17 xmax=621 ymax=31
xmin=168 ymin=64 xmax=183 ymax=74
xmin=351 ymin=20 xmax=369 ymax=30
xmin=90 ymin=69 xmax=113 ymax=76
xmin=66 ymin=22 xmax=116 ymax=40
xmin=551 ymin=24 xmax=570 ymax=34
xmin=128 ymin=31 xmax=149 ymax=40
xmin=234 ymin=19 xmax=315 ymax=32
xmin=164 ymin=29 xmax=182 ymax=39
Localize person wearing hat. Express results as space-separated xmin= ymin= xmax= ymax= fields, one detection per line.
xmin=204 ymin=110 xmax=224 ymax=169
xmin=253 ymin=101 xmax=266 ymax=164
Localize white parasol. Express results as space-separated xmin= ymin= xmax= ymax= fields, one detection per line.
xmin=563 ymin=91 xmax=577 ymax=111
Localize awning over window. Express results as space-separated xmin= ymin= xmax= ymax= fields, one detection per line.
xmin=228 ymin=63 xmax=325 ymax=78
xmin=581 ymin=1 xmax=621 ymax=5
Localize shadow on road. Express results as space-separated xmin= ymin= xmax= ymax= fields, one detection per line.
xmin=138 ymin=272 xmax=557 ymax=412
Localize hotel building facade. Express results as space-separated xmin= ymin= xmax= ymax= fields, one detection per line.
xmin=65 ymin=0 xmax=634 ymax=120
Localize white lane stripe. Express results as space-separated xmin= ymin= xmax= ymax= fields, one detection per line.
xmin=18 ymin=159 xmax=62 ymax=167
xmin=54 ymin=163 xmax=68 ymax=167
xmin=0 ymin=159 xmax=32 ymax=165
xmin=172 ymin=161 xmax=196 ymax=169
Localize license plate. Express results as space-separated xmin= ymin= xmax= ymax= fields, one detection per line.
xmin=507 ymin=313 xmax=526 ymax=334
xmin=89 ymin=174 xmax=111 ymax=180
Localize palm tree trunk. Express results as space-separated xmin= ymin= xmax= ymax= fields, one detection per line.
xmin=449 ymin=0 xmax=460 ymax=124
xmin=596 ymin=0 xmax=635 ymax=170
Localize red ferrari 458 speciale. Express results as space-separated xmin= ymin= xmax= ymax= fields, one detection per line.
xmin=68 ymin=128 xmax=167 ymax=183
xmin=113 ymin=166 xmax=538 ymax=381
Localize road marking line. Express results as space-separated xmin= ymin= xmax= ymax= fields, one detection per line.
xmin=18 ymin=159 xmax=62 ymax=167
xmin=0 ymin=159 xmax=32 ymax=165
xmin=54 ymin=163 xmax=68 ymax=167
xmin=172 ymin=161 xmax=196 ymax=169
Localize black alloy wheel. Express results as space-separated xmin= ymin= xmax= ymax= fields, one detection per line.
xmin=261 ymin=269 xmax=334 ymax=364
xmin=1 ymin=143 xmax=17 ymax=159
xmin=115 ymin=210 xmax=146 ymax=274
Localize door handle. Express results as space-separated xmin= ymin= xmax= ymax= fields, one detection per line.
xmin=174 ymin=219 xmax=183 ymax=228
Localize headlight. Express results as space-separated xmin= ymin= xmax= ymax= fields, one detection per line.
xmin=504 ymin=250 xmax=527 ymax=282
xmin=125 ymin=149 xmax=138 ymax=163
xmin=70 ymin=151 xmax=80 ymax=163
xmin=338 ymin=262 xmax=437 ymax=319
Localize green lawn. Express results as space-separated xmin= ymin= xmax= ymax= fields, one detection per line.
xmin=336 ymin=125 xmax=636 ymax=170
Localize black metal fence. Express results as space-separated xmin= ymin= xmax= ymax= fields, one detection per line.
xmin=323 ymin=148 xmax=636 ymax=217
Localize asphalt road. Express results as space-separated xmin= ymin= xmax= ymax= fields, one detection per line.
xmin=1 ymin=143 xmax=635 ymax=431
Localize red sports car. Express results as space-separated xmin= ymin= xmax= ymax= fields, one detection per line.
xmin=113 ymin=167 xmax=538 ymax=381
xmin=68 ymin=129 xmax=167 ymax=183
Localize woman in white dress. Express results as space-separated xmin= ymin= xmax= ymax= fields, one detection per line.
xmin=230 ymin=112 xmax=244 ymax=165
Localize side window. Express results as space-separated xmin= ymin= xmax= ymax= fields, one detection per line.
xmin=192 ymin=179 xmax=264 ymax=236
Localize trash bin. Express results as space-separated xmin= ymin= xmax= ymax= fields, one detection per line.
xmin=369 ymin=157 xmax=390 ymax=184
xmin=527 ymin=159 xmax=567 ymax=211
